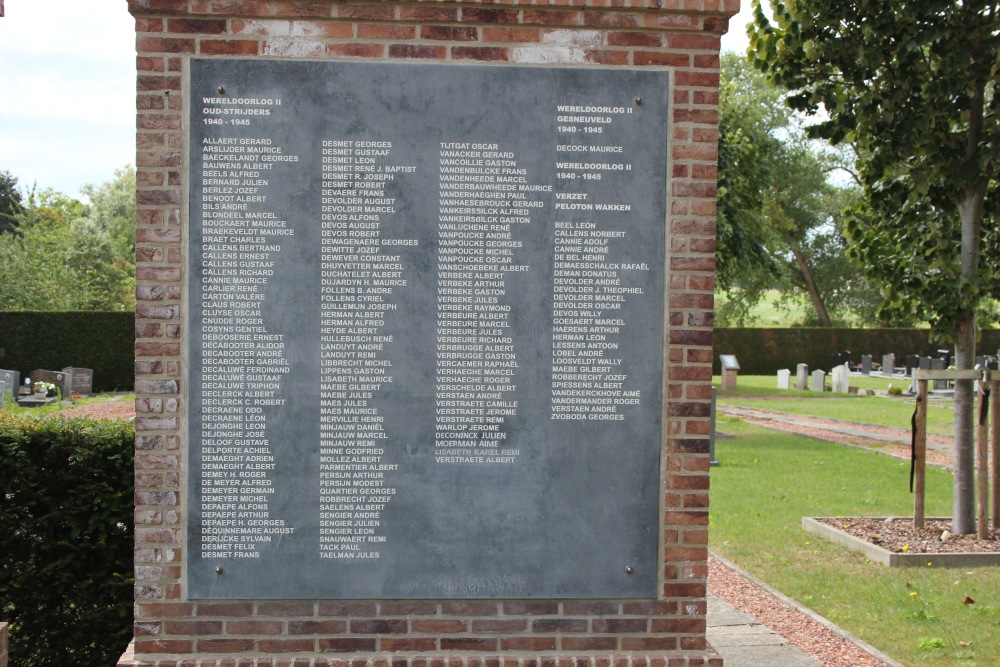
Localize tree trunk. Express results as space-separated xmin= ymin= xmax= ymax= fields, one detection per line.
xmin=785 ymin=233 xmax=832 ymax=327
xmin=953 ymin=311 xmax=976 ymax=534
xmin=953 ymin=188 xmax=986 ymax=534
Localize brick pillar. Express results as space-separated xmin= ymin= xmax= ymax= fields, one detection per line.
xmin=128 ymin=1 xmax=733 ymax=665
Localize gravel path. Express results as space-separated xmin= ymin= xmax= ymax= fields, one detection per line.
xmin=708 ymin=555 xmax=896 ymax=667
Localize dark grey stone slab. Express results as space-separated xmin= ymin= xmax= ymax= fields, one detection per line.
xmin=861 ymin=354 xmax=872 ymax=375
xmin=187 ymin=60 xmax=668 ymax=600
xmin=62 ymin=367 xmax=93 ymax=396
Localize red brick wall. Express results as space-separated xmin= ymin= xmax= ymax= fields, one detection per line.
xmin=128 ymin=1 xmax=731 ymax=665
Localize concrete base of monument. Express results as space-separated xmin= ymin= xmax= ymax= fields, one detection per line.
xmin=803 ymin=517 xmax=1000 ymax=567
xmin=118 ymin=642 xmax=723 ymax=667
xmin=15 ymin=395 xmax=58 ymax=407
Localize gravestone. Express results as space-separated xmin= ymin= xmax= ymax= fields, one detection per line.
xmin=796 ymin=363 xmax=809 ymax=390
xmin=0 ymin=369 xmax=19 ymax=402
xmin=906 ymin=354 xmax=920 ymax=373
xmin=861 ymin=354 xmax=872 ymax=375
xmin=720 ymin=354 xmax=740 ymax=391
xmin=811 ymin=369 xmax=826 ymax=392
xmin=882 ymin=353 xmax=895 ymax=376
xmin=831 ymin=350 xmax=851 ymax=370
xmin=62 ymin=367 xmax=93 ymax=396
xmin=30 ymin=369 xmax=70 ymax=398
xmin=777 ymin=368 xmax=791 ymax=390
xmin=931 ymin=357 xmax=948 ymax=390
xmin=919 ymin=356 xmax=932 ymax=370
xmin=831 ymin=364 xmax=850 ymax=393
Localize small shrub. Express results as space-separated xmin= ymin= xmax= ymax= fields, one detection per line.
xmin=917 ymin=636 xmax=947 ymax=650
xmin=0 ymin=414 xmax=134 ymax=667
xmin=887 ymin=384 xmax=904 ymax=396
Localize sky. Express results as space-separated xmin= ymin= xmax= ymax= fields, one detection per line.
xmin=0 ymin=1 xmax=753 ymax=202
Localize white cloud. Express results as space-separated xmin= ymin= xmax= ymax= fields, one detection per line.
xmin=0 ymin=0 xmax=134 ymax=196
xmin=721 ymin=5 xmax=755 ymax=55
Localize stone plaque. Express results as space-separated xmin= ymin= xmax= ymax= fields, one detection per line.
xmin=187 ymin=60 xmax=667 ymax=599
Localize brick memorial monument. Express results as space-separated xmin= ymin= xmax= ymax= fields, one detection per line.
xmin=126 ymin=1 xmax=734 ymax=665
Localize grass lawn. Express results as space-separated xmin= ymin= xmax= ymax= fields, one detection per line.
xmin=714 ymin=374 xmax=955 ymax=437
xmin=710 ymin=418 xmax=1000 ymax=667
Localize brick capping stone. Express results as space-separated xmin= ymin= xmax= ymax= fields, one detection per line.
xmin=128 ymin=0 xmax=732 ymax=663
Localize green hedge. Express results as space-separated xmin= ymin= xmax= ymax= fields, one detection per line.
xmin=712 ymin=328 xmax=1000 ymax=375
xmin=0 ymin=312 xmax=133 ymax=392
xmin=0 ymin=415 xmax=134 ymax=667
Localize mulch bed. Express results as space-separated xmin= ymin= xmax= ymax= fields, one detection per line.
xmin=819 ymin=517 xmax=1000 ymax=554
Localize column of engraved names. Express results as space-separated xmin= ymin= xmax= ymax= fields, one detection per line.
xmin=197 ymin=123 xmax=297 ymax=558
xmin=551 ymin=105 xmax=648 ymax=422
xmin=318 ymin=139 xmax=414 ymax=559
xmin=435 ymin=143 xmax=550 ymax=464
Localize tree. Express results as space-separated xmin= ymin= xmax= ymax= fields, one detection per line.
xmin=749 ymin=1 xmax=1000 ymax=533
xmin=0 ymin=170 xmax=24 ymax=234
xmin=79 ymin=165 xmax=136 ymax=261
xmin=716 ymin=53 xmax=784 ymax=321
xmin=0 ymin=169 xmax=136 ymax=312
xmin=716 ymin=53 xmax=876 ymax=327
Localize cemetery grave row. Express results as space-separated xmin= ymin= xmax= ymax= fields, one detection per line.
xmin=0 ymin=367 xmax=93 ymax=408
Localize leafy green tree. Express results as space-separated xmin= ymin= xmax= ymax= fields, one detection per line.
xmin=717 ymin=54 xmax=876 ymax=327
xmin=716 ymin=53 xmax=784 ymax=321
xmin=79 ymin=165 xmax=136 ymax=261
xmin=0 ymin=170 xmax=23 ymax=234
xmin=749 ymin=0 xmax=1000 ymax=532
xmin=0 ymin=169 xmax=136 ymax=312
